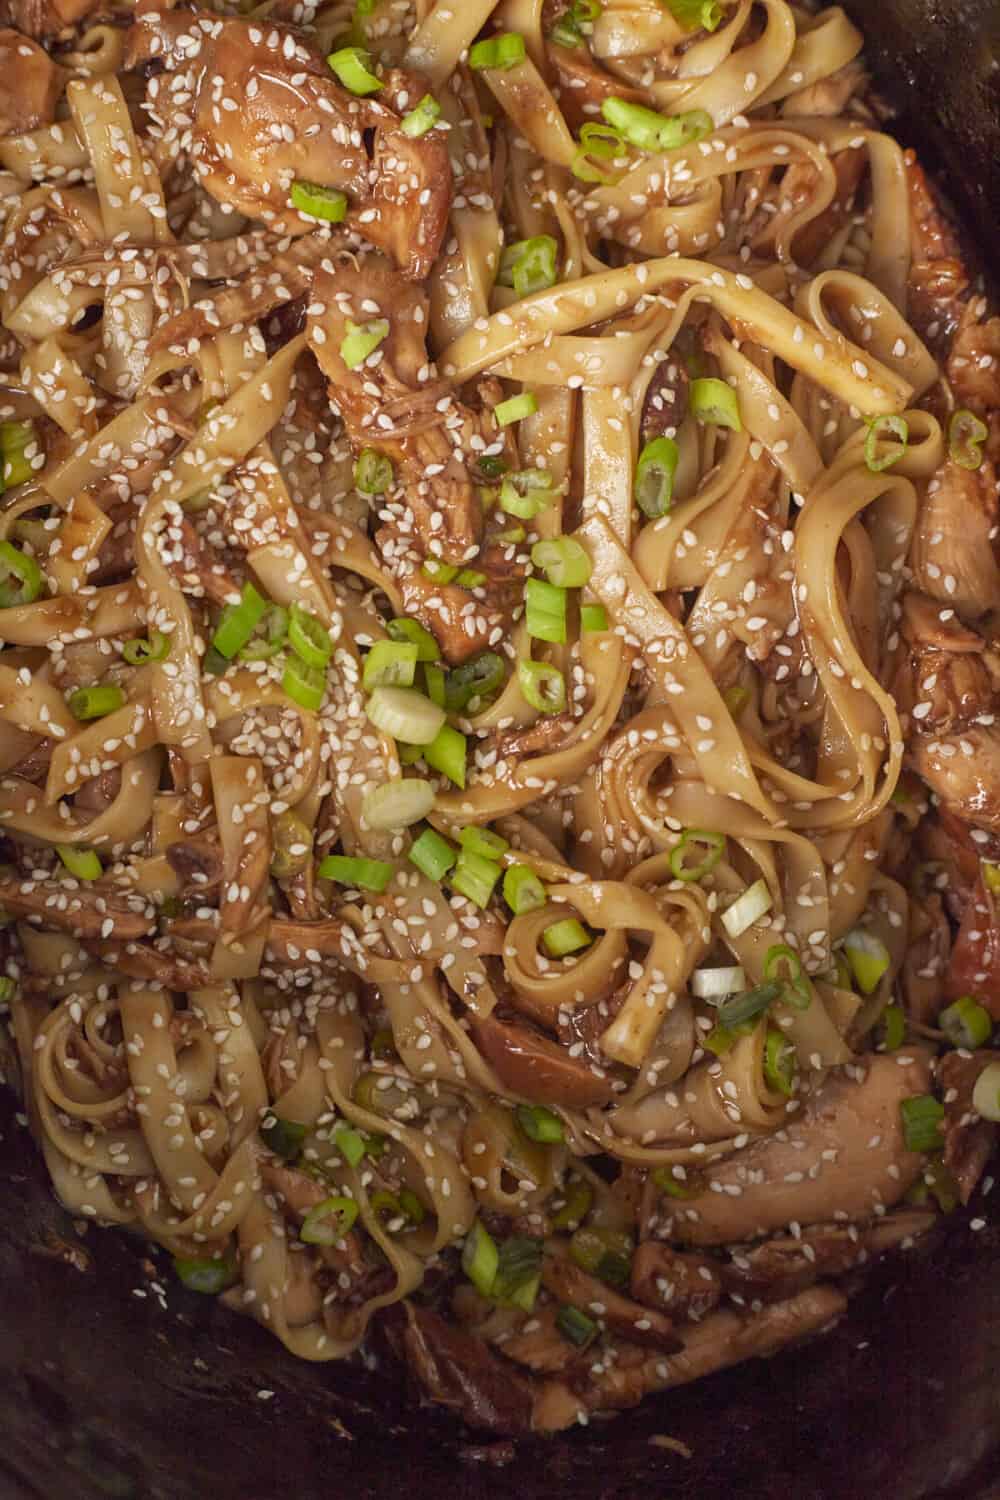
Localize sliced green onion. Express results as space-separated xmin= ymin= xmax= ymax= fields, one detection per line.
xmin=652 ymin=1166 xmax=704 ymax=1200
xmin=524 ymin=577 xmax=567 ymax=644
xmin=456 ymin=568 xmax=487 ymax=589
xmin=469 ymin=32 xmax=526 ymax=69
xmin=409 ymin=827 xmax=457 ymax=881
xmin=282 ymin=656 xmax=326 ymax=711
xmin=240 ymin=604 xmax=288 ymax=661
xmin=326 ymin=45 xmax=381 ymax=94
xmin=555 ymin=1304 xmax=598 ymax=1348
xmin=983 ymin=860 xmax=1000 ymax=895
xmin=716 ymin=980 xmax=781 ymax=1029
xmin=0 ymin=420 xmax=37 ymax=490
xmin=601 ymin=97 xmax=713 ymax=153
xmin=173 ymin=1256 xmax=235 ymax=1294
xmin=569 ymin=1226 xmax=632 ymax=1287
xmin=908 ymin=1157 xmax=960 ymax=1213
xmin=0 ymin=976 xmax=15 ymax=1003
xmin=543 ymin=917 xmax=591 ymax=957
xmin=763 ymin=1027 xmax=796 ymax=1097
xmin=318 ymin=854 xmax=394 ymax=892
xmin=355 ymin=448 xmax=394 ymax=495
xmin=423 ymin=722 xmax=467 ymax=787
xmin=334 ymin=1126 xmax=366 ymax=1168
xmin=444 ymin=651 xmax=505 ymax=711
xmin=68 ymin=683 xmax=124 ymax=720
xmin=900 ymin=1094 xmax=945 ymax=1153
xmin=387 ymin=617 xmax=439 ymax=661
xmin=459 ymin=825 xmax=509 ymax=859
xmin=400 ymin=93 xmax=441 ymax=137
xmin=288 ymin=603 xmax=332 ymax=670
xmin=516 ymin=1103 xmax=564 ymax=1143
xmin=122 ymin=630 xmax=170 ymax=666
xmin=492 ymin=1235 xmax=543 ymax=1310
xmin=669 ymin=828 xmax=724 ymax=883
xmin=550 ymin=14 xmax=583 ymax=46
xmin=843 ymin=927 xmax=890 ymax=995
xmin=723 ymin=683 xmax=749 ymax=717
xmin=363 ymin=640 xmax=419 ymax=691
xmin=949 ymin=408 xmax=988 ymax=471
xmin=551 ymin=1178 xmax=593 ymax=1230
xmin=362 ymin=777 xmax=436 ymax=830
xmin=498 ymin=234 xmax=559 ymax=297
xmin=571 ymin=146 xmax=624 ymax=185
xmin=703 ymin=1023 xmax=739 ymax=1056
xmin=270 ymin=811 xmax=312 ymax=880
xmin=690 ymin=965 xmax=745 ymax=999
xmin=341 ymin=318 xmax=390 ymax=370
xmin=424 ymin=662 xmax=446 ymax=707
xmin=581 ymin=603 xmax=608 ymax=632
xmin=398 ymin=1187 xmax=426 ymax=1224
xmin=662 ymin=0 xmax=722 ymax=31
xmin=0 ymin=540 xmax=42 ymax=607
xmin=203 ymin=646 xmax=229 ymax=676
xmin=972 ymin=1062 xmax=1000 ymax=1122
xmin=499 ymin=468 xmax=554 ymax=519
xmin=212 ymin=582 xmax=268 ymax=660
xmin=939 ymin=995 xmax=992 ymax=1049
xmin=518 ymin=658 xmax=567 ymax=714
xmin=301 ymin=1195 xmax=359 ymax=1244
xmin=763 ymin=942 xmax=812 ymax=1010
xmin=56 ymin=845 xmax=102 ymax=881
xmin=289 ymin=180 xmax=348 ymax=222
xmin=462 ymin=1220 xmax=500 ymax=1297
xmin=690 ymin=376 xmax=742 ymax=430
xmin=864 ymin=413 xmax=909 ymax=473
xmin=451 ymin=848 xmax=501 ymax=907
xmin=531 ymin=537 xmax=592 ymax=589
xmin=421 ymin=558 xmax=459 ymax=584
xmin=721 ymin=877 xmax=772 ymax=938
xmin=495 ymin=392 xmax=538 ymax=427
xmin=261 ymin=1116 xmax=308 ymax=1159
xmin=503 ymin=863 xmax=547 ymax=914
xmin=634 ymin=435 xmax=679 ymax=519
xmin=366 ymin=685 xmax=445 ymax=744
xmin=879 ymin=1003 xmax=906 ymax=1052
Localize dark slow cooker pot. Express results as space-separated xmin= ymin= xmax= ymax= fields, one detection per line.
xmin=3 ymin=3 xmax=1000 ymax=1495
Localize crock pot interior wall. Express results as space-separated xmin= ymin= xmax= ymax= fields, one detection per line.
xmin=2 ymin=2 xmax=1000 ymax=1496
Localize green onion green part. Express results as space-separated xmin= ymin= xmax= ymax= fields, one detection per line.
xmin=451 ymin=847 xmax=501 ymax=907
xmin=498 ymin=234 xmax=559 ymax=297
xmin=581 ymin=602 xmax=608 ymax=632
xmin=400 ymin=93 xmax=441 ymax=137
xmin=326 ymin=45 xmax=382 ymax=93
xmin=212 ymin=582 xmax=268 ymax=660
xmin=355 ymin=448 xmax=394 ymax=494
xmin=409 ymin=827 xmax=457 ymax=881
xmin=469 ymin=32 xmax=527 ymax=69
xmin=503 ymin=863 xmax=547 ymax=914
xmin=68 ymin=683 xmax=124 ymax=720
xmin=939 ymin=995 xmax=992 ymax=1050
xmin=495 ymin=391 xmax=538 ymax=427
xmin=669 ymin=828 xmax=724 ymax=883
xmin=864 ymin=413 xmax=909 ymax=473
xmin=301 ymin=1195 xmax=360 ymax=1244
xmin=530 ymin=536 xmax=592 ymax=589
xmin=543 ymin=917 xmax=591 ymax=956
xmin=317 ymin=854 xmax=394 ymax=892
xmin=900 ymin=1093 xmax=945 ymax=1153
xmin=289 ymin=180 xmax=348 ymax=221
xmin=634 ymin=435 xmax=679 ymax=518
xmin=0 ymin=540 xmax=42 ymax=608
xmin=458 ymin=825 xmax=509 ymax=859
xmin=122 ymin=630 xmax=170 ymax=666
xmin=516 ymin=1103 xmax=564 ymax=1143
xmin=282 ymin=656 xmax=326 ymax=711
xmin=524 ymin=577 xmax=568 ymax=643
xmin=363 ymin=640 xmax=419 ymax=691
xmin=763 ymin=1027 xmax=796 ymax=1097
xmin=949 ymin=408 xmax=988 ymax=471
xmin=387 ymin=617 xmax=440 ymax=661
xmin=56 ymin=845 xmax=102 ymax=881
xmin=690 ymin=376 xmax=742 ymax=430
xmin=462 ymin=1220 xmax=500 ymax=1297
xmin=518 ymin=658 xmax=567 ymax=714
xmin=341 ymin=317 xmax=390 ymax=369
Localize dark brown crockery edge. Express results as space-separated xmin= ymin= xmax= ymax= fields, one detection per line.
xmin=3 ymin=0 xmax=1000 ymax=1495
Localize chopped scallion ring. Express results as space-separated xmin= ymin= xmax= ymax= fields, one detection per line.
xmin=580 ymin=603 xmax=608 ymax=632
xmin=341 ymin=318 xmax=390 ymax=370
xmin=468 ymin=32 xmax=527 ymax=69
xmin=363 ymin=777 xmax=436 ymax=830
xmin=601 ymin=97 xmax=713 ymax=153
xmin=366 ymin=685 xmax=445 ymax=744
xmin=423 ymin=722 xmax=467 ymax=787
xmin=492 ymin=1235 xmax=543 ymax=1310
xmin=503 ymin=863 xmax=546 ymax=914
xmin=288 ymin=603 xmax=332 ymax=670
xmin=260 ymin=1116 xmax=308 ymax=1159
xmin=634 ymin=435 xmax=679 ymax=518
xmin=763 ymin=1027 xmax=796 ymax=1097
xmin=0 ymin=976 xmax=15 ymax=1003
xmin=401 ymin=93 xmax=441 ymax=137
xmin=386 ymin=617 xmax=440 ymax=661
xmin=334 ymin=1126 xmax=366 ymax=1167
xmin=122 ymin=630 xmax=170 ymax=666
xmin=363 ymin=640 xmax=419 ymax=691
xmin=555 ymin=1304 xmax=598 ymax=1347
xmin=0 ymin=540 xmax=42 ymax=607
xmin=354 ymin=448 xmax=394 ymax=494
xmin=326 ymin=45 xmax=381 ymax=94
xmin=239 ymin=604 xmax=288 ymax=661
xmin=524 ymin=577 xmax=568 ymax=643
xmin=68 ymin=683 xmax=124 ymax=720
xmin=212 ymin=582 xmax=268 ymax=660
xmin=301 ymin=1195 xmax=360 ymax=1244
xmin=900 ymin=1094 xmax=945 ymax=1153
xmin=289 ymin=180 xmax=348 ymax=221
xmin=56 ymin=845 xmax=102 ymax=881
xmin=462 ymin=1220 xmax=499 ymax=1297
xmin=878 ymin=1003 xmax=906 ymax=1052
xmin=518 ymin=658 xmax=567 ymax=714
xmin=690 ymin=965 xmax=745 ymax=999
xmin=763 ymin=942 xmax=812 ymax=1010
xmin=662 ymin=0 xmax=723 ymax=31
xmin=456 ymin=567 xmax=486 ymax=589
xmin=318 ymin=854 xmax=394 ymax=892
xmin=459 ymin=825 xmax=509 ymax=859
xmin=422 ymin=558 xmax=459 ymax=584
xmin=652 ymin=1166 xmax=703 ymax=1200
xmin=842 ymin=927 xmax=890 ymax=995
xmin=972 ymin=1062 xmax=1000 ymax=1122
xmin=423 ymin=661 xmax=446 ymax=707
xmin=498 ymin=235 xmax=559 ymax=297
xmin=409 ymin=827 xmax=457 ymax=880
xmin=949 ymin=407 xmax=988 ymax=470
xmin=716 ymin=980 xmax=781 ymax=1029
xmin=551 ymin=1178 xmax=593 ymax=1230
xmin=669 ymin=828 xmax=724 ymax=883
xmin=569 ymin=1225 xmax=632 ymax=1286
xmin=516 ymin=1103 xmax=564 ymax=1143
xmin=690 ymin=376 xmax=742 ymax=430
xmin=543 ymin=917 xmax=591 ymax=956
xmin=531 ymin=537 xmax=592 ymax=588
xmin=173 ymin=1256 xmax=235 ymax=1294
xmin=720 ymin=877 xmax=772 ymax=937
xmin=495 ymin=392 xmax=538 ymax=426
xmin=282 ymin=656 xmax=326 ymax=711
xmin=444 ymin=651 xmax=505 ymax=711
xmin=500 ymin=469 xmax=554 ymax=519
xmin=451 ymin=847 xmax=501 ymax=906
xmin=939 ymin=995 xmax=992 ymax=1050
xmin=864 ymin=413 xmax=909 ymax=472
xmin=0 ymin=420 xmax=37 ymax=491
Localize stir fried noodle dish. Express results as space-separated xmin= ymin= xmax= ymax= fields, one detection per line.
xmin=2 ymin=0 xmax=1000 ymax=1435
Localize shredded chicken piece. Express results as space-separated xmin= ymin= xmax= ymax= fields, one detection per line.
xmin=0 ymin=878 xmax=155 ymax=942
xmin=541 ymin=1246 xmax=681 ymax=1352
xmin=659 ymin=1053 xmax=932 ymax=1246
xmin=629 ymin=1242 xmax=722 ymax=1323
xmin=0 ymin=28 xmax=62 ymax=133
xmin=719 ymin=1211 xmax=936 ymax=1303
xmin=81 ymin=938 xmax=210 ymax=991
xmin=782 ymin=60 xmax=866 ymax=116
xmin=905 ymin=151 xmax=970 ymax=347
xmin=165 ymin=834 xmax=224 ymax=896
xmin=126 ymin=14 xmax=451 ymax=278
xmin=908 ymin=460 xmax=1000 ymax=620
